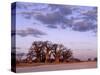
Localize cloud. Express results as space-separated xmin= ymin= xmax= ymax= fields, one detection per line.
xmin=72 ymin=7 xmax=97 ymax=33
xmin=14 ymin=2 xmax=31 ymax=9
xmin=34 ymin=12 xmax=64 ymax=25
xmin=15 ymin=2 xmax=48 ymax=10
xmin=19 ymin=11 xmax=34 ymax=19
xmin=34 ymin=11 xmax=73 ymax=29
xmin=82 ymin=7 xmax=97 ymax=21
xmin=16 ymin=2 xmax=97 ymax=34
xmin=48 ymin=4 xmax=72 ymax=15
xmin=72 ymin=20 xmax=96 ymax=32
xmin=19 ymin=11 xmax=46 ymax=19
xmin=46 ymin=25 xmax=58 ymax=29
xmin=13 ymin=28 xmax=47 ymax=37
xmin=17 ymin=3 xmax=73 ymax=29
xmin=33 ymin=4 xmax=73 ymax=28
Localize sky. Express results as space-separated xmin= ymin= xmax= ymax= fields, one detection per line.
xmin=11 ymin=2 xmax=97 ymax=60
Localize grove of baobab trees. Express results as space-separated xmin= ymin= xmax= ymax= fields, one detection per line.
xmin=25 ymin=41 xmax=73 ymax=63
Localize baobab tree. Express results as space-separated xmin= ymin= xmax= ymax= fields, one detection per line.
xmin=63 ymin=49 xmax=73 ymax=62
xmin=27 ymin=41 xmax=73 ymax=63
xmin=27 ymin=41 xmax=44 ymax=63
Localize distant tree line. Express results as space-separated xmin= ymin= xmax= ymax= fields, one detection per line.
xmin=87 ymin=57 xmax=97 ymax=61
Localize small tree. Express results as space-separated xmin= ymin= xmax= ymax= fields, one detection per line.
xmin=88 ymin=58 xmax=92 ymax=61
xmin=94 ymin=57 xmax=97 ymax=61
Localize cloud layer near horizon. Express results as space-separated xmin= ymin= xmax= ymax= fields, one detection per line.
xmin=12 ymin=28 xmax=47 ymax=37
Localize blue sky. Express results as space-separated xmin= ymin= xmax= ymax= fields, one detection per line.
xmin=12 ymin=2 xmax=97 ymax=60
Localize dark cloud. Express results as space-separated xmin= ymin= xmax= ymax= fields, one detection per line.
xmin=35 ymin=12 xmax=64 ymax=25
xmin=46 ymin=25 xmax=57 ymax=29
xmin=16 ymin=28 xmax=47 ymax=37
xmin=33 ymin=4 xmax=73 ymax=28
xmin=34 ymin=11 xmax=73 ymax=29
xmin=76 ymin=7 xmax=97 ymax=33
xmin=82 ymin=7 xmax=97 ymax=21
xmin=20 ymin=12 xmax=34 ymax=19
xmin=48 ymin=4 xmax=72 ymax=15
xmin=72 ymin=20 xmax=97 ymax=32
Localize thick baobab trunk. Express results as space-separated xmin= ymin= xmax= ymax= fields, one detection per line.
xmin=27 ymin=56 xmax=32 ymax=63
xmin=36 ymin=51 xmax=41 ymax=62
xmin=55 ymin=52 xmax=59 ymax=63
xmin=45 ymin=49 xmax=49 ymax=63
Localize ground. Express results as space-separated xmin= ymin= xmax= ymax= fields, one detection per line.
xmin=16 ymin=61 xmax=97 ymax=73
